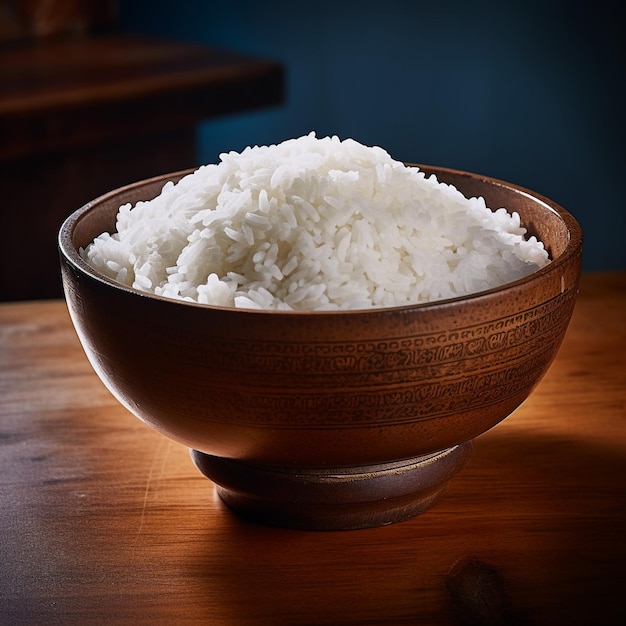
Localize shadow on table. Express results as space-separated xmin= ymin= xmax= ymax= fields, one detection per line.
xmin=185 ymin=430 xmax=626 ymax=625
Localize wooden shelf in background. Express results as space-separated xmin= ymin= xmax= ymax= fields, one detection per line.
xmin=0 ymin=32 xmax=284 ymax=301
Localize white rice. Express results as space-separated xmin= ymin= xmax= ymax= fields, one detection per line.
xmin=81 ymin=133 xmax=549 ymax=311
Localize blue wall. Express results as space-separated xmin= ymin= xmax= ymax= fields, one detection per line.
xmin=119 ymin=0 xmax=625 ymax=271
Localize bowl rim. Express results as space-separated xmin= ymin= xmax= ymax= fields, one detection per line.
xmin=58 ymin=164 xmax=583 ymax=316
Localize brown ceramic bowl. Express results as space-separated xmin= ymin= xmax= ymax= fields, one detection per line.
xmin=58 ymin=165 xmax=582 ymax=530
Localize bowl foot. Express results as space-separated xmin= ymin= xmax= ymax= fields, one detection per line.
xmin=191 ymin=442 xmax=473 ymax=530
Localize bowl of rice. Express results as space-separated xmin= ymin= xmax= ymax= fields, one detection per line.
xmin=59 ymin=134 xmax=582 ymax=530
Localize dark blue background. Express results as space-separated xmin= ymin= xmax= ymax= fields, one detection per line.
xmin=119 ymin=0 xmax=625 ymax=271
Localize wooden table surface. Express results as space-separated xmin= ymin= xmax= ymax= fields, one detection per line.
xmin=1 ymin=272 xmax=625 ymax=625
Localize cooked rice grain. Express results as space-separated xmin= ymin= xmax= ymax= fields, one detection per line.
xmin=81 ymin=133 xmax=549 ymax=310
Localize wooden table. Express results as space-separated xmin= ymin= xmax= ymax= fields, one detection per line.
xmin=1 ymin=272 xmax=624 ymax=625
xmin=0 ymin=32 xmax=284 ymax=301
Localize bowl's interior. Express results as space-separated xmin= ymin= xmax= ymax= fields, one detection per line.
xmin=70 ymin=173 xmax=177 ymax=252
xmin=435 ymin=167 xmax=573 ymax=261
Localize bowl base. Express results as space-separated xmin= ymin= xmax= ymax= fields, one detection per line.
xmin=191 ymin=442 xmax=473 ymax=530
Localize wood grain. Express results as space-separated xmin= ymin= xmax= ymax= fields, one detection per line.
xmin=1 ymin=272 xmax=625 ymax=625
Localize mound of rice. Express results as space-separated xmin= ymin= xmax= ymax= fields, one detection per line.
xmin=81 ymin=133 xmax=549 ymax=311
